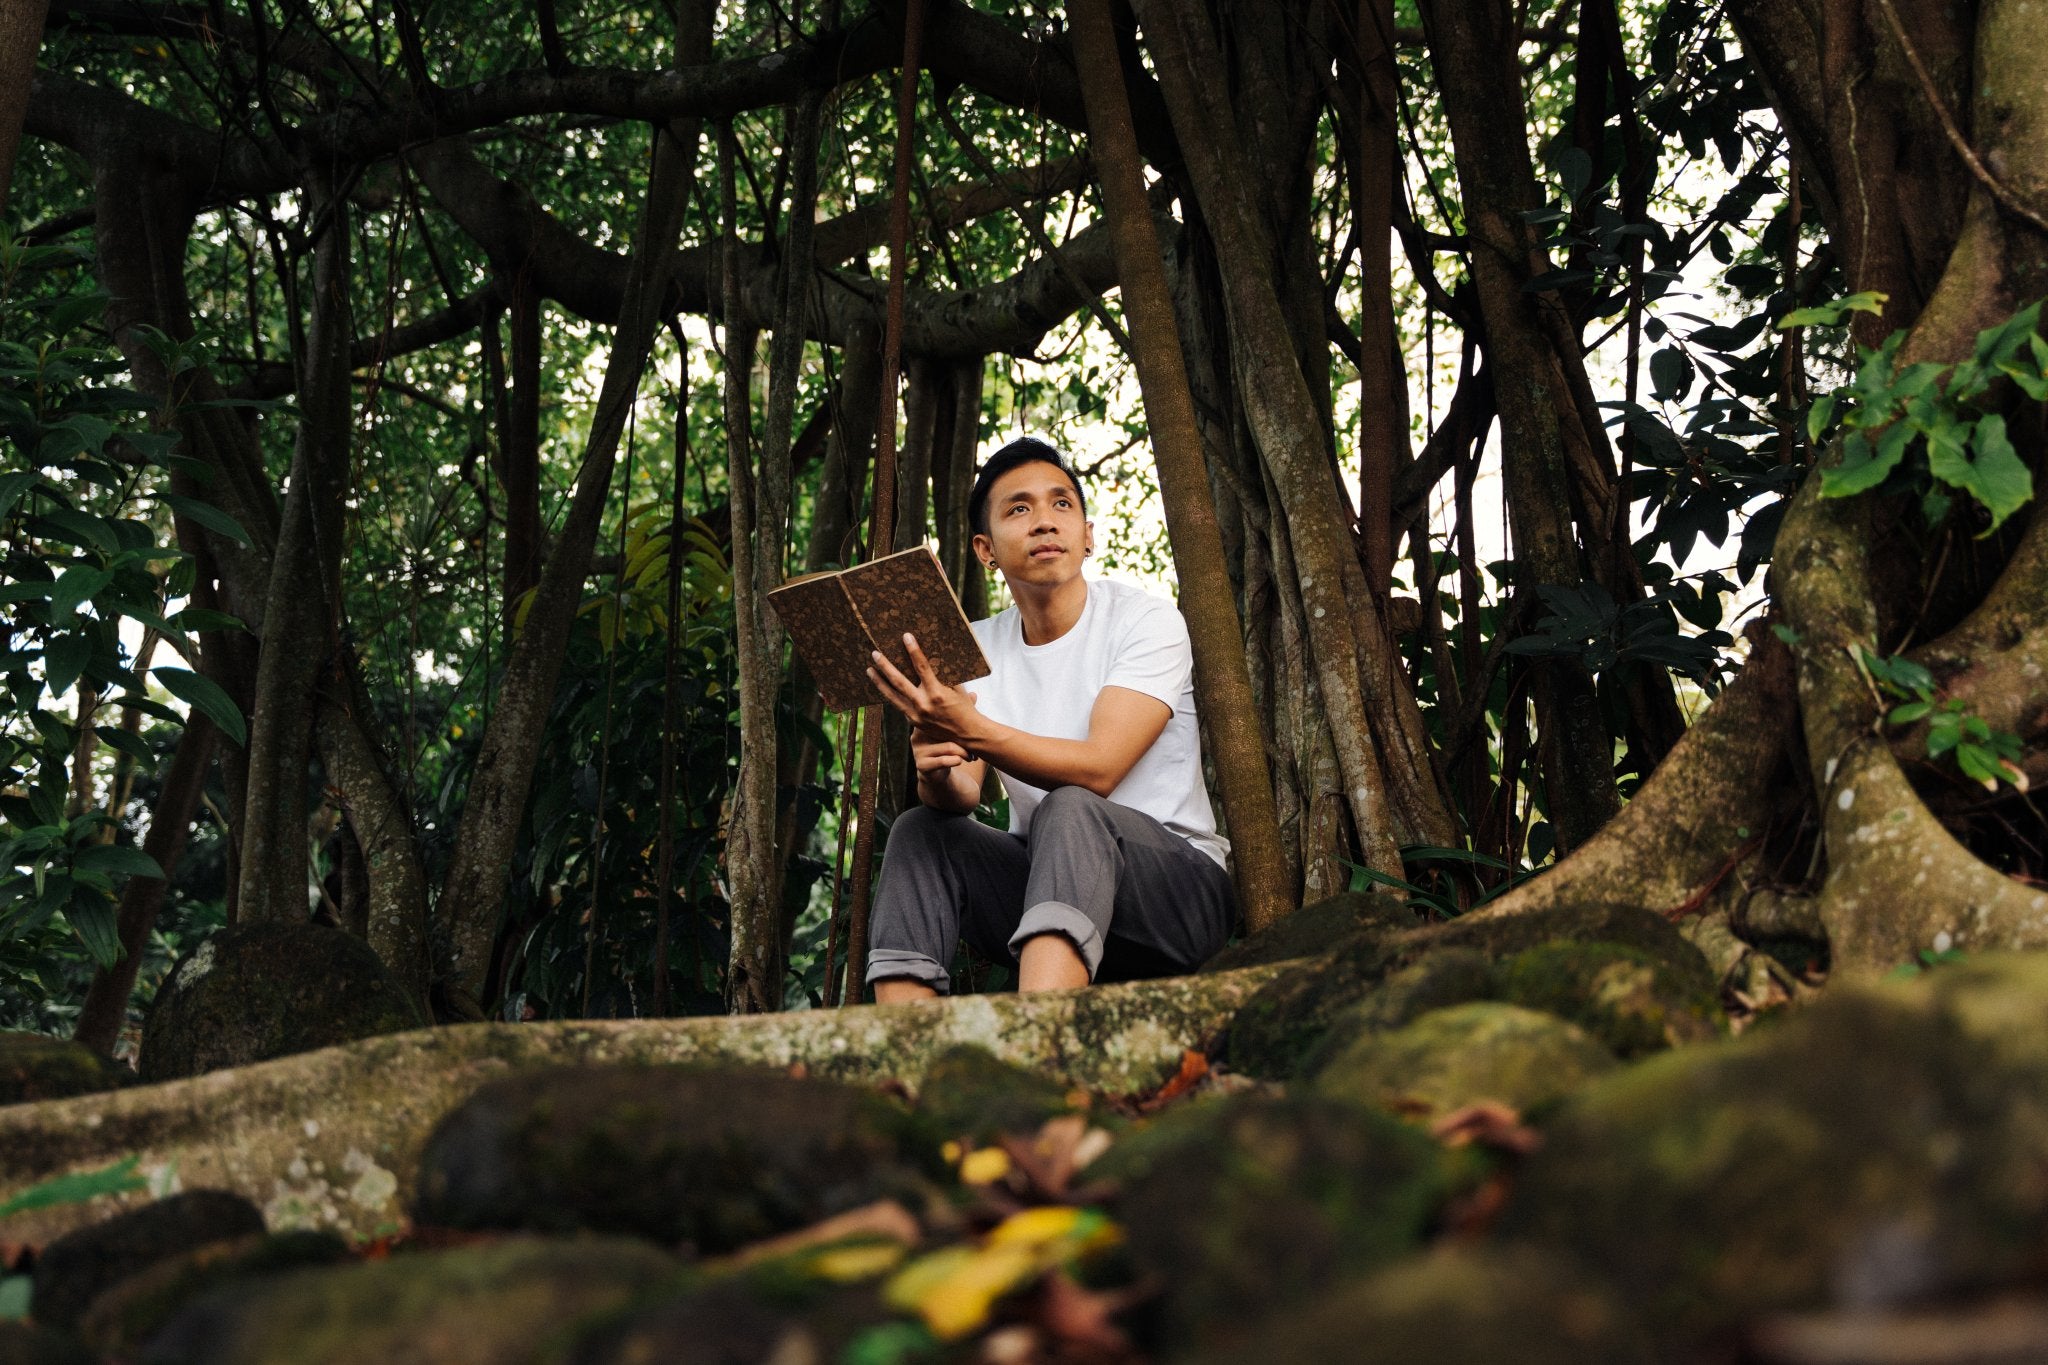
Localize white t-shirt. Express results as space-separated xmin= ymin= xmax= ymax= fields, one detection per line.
xmin=967 ymin=577 xmax=1229 ymax=869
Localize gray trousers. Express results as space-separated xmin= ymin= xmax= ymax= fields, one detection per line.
xmin=864 ymin=785 xmax=1235 ymax=995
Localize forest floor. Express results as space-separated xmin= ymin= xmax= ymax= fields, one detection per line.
xmin=7 ymin=895 xmax=2048 ymax=1364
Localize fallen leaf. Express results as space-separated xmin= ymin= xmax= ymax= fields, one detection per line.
xmin=961 ymin=1148 xmax=1014 ymax=1186
xmin=723 ymin=1199 xmax=922 ymax=1270
xmin=1431 ymin=1101 xmax=1542 ymax=1155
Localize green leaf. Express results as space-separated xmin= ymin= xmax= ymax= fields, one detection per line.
xmin=161 ymin=494 xmax=253 ymax=549
xmin=93 ymin=724 xmax=155 ymax=764
xmin=0 ymin=471 xmax=43 ymax=520
xmin=73 ymin=843 xmax=165 ymax=880
xmin=1887 ymin=701 xmax=1932 ymax=725
xmin=48 ymin=563 xmax=112 ymax=619
xmin=168 ymin=607 xmax=249 ymax=634
xmin=0 ymin=1275 xmax=28 ymax=1321
xmin=1955 ymin=742 xmax=2003 ymax=787
xmin=36 ymin=506 xmax=119 ymax=554
xmin=1820 ymin=423 xmax=1911 ymax=499
xmin=1933 ymin=413 xmax=2035 ymax=534
xmin=0 ymin=1156 xmax=146 ymax=1220
xmin=152 ymin=667 xmax=247 ymax=746
xmin=1779 ymin=290 xmax=1888 ymax=329
xmin=1805 ymin=392 xmax=1836 ymax=445
xmin=43 ymin=633 xmax=90 ymax=696
xmin=66 ymin=893 xmax=123 ymax=968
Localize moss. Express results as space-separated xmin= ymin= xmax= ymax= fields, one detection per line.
xmin=1496 ymin=942 xmax=1723 ymax=1058
xmin=139 ymin=1236 xmax=681 ymax=1365
xmin=413 ymin=1065 xmax=937 ymax=1252
xmin=1227 ymin=903 xmax=1712 ymax=1079
xmin=0 ymin=1032 xmax=130 ymax=1106
xmin=1312 ymin=1001 xmax=1617 ymax=1121
xmin=912 ymin=1045 xmax=1078 ymax=1144
xmin=139 ymin=923 xmax=424 ymax=1082
xmin=1202 ymin=893 xmax=1421 ymax=974
xmin=1302 ymin=949 xmax=1498 ymax=1073
xmin=552 ymin=1269 xmax=890 ymax=1365
xmin=1504 ymin=957 xmax=2048 ymax=1343
xmin=31 ymin=1190 xmax=267 ymax=1332
xmin=1096 ymin=1092 xmax=1446 ymax=1352
xmin=1189 ymin=1245 xmax=1653 ymax=1365
xmin=77 ymin=1232 xmax=350 ymax=1359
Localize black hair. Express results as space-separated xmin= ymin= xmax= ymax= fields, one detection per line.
xmin=966 ymin=437 xmax=1090 ymax=538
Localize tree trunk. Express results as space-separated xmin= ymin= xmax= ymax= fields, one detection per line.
xmin=0 ymin=0 xmax=47 ymax=217
xmin=237 ymin=171 xmax=354 ymax=924
xmin=436 ymin=43 xmax=708 ymax=1012
xmin=1070 ymin=0 xmax=1294 ymax=933
xmin=71 ymin=717 xmax=219 ymax=1056
xmin=1134 ymin=0 xmax=1454 ymax=874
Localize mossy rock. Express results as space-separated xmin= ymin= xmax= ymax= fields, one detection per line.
xmin=1496 ymin=941 xmax=1723 ymax=1057
xmin=1312 ymin=1001 xmax=1618 ymax=1120
xmin=413 ymin=1065 xmax=935 ymax=1252
xmin=1191 ymin=1245 xmax=1651 ymax=1365
xmin=137 ymin=1235 xmax=678 ymax=1365
xmin=1504 ymin=953 xmax=2048 ymax=1343
xmin=1227 ymin=902 xmax=1711 ymax=1079
xmin=0 ymin=1032 xmax=130 ymax=1106
xmin=1301 ymin=949 xmax=1498 ymax=1073
xmin=912 ymin=1045 xmax=1077 ymax=1145
xmin=31 ymin=1190 xmax=266 ymax=1332
xmin=1202 ymin=893 xmax=1420 ymax=974
xmin=0 ymin=1322 xmax=98 ymax=1365
xmin=1095 ymin=1092 xmax=1445 ymax=1352
xmin=557 ymin=1267 xmax=891 ymax=1365
xmin=139 ymin=923 xmax=424 ymax=1082
xmin=76 ymin=1232 xmax=350 ymax=1359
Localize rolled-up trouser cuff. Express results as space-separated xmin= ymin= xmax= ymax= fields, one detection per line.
xmin=1008 ymin=900 xmax=1106 ymax=978
xmin=866 ymin=948 xmax=952 ymax=995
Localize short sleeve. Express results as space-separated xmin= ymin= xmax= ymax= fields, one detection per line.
xmin=1103 ymin=595 xmax=1192 ymax=709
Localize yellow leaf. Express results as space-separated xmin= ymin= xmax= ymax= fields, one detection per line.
xmin=807 ymin=1241 xmax=906 ymax=1282
xmin=886 ymin=1244 xmax=1039 ymax=1341
xmin=958 ymin=1147 xmax=1011 ymax=1186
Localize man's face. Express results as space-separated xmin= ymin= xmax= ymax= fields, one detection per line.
xmin=972 ymin=460 xmax=1093 ymax=591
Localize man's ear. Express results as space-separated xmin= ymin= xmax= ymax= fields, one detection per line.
xmin=971 ymin=531 xmax=994 ymax=569
xmin=1083 ymin=520 xmax=1095 ymax=557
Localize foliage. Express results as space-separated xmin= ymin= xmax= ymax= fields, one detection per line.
xmin=1801 ymin=298 xmax=2042 ymax=533
xmin=1860 ymin=650 xmax=2028 ymax=792
xmin=0 ymin=229 xmax=246 ymax=978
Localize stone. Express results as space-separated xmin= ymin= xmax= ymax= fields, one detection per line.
xmin=75 ymin=1232 xmax=350 ymax=1359
xmin=1495 ymin=940 xmax=1723 ymax=1057
xmin=1201 ymin=893 xmax=1420 ymax=974
xmin=0 ymin=1322 xmax=97 ymax=1365
xmin=1301 ymin=949 xmax=1498 ymax=1074
xmin=1227 ymin=902 xmax=1713 ymax=1079
xmin=1095 ymin=1092 xmax=1445 ymax=1353
xmin=557 ymin=1272 xmax=891 ymax=1365
xmin=30 ymin=1191 xmax=265 ymax=1332
xmin=139 ymin=923 xmax=423 ymax=1082
xmin=413 ymin=1065 xmax=935 ymax=1252
xmin=1312 ymin=1001 xmax=1618 ymax=1120
xmin=1191 ymin=1245 xmax=1652 ymax=1365
xmin=0 ymin=1033 xmax=129 ymax=1107
xmin=137 ymin=1235 xmax=678 ymax=1365
xmin=913 ymin=1045 xmax=1077 ymax=1145
xmin=1503 ymin=953 xmax=2048 ymax=1344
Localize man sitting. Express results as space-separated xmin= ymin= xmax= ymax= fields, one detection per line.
xmin=863 ymin=436 xmax=1235 ymax=1001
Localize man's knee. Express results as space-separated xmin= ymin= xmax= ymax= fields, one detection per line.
xmin=1033 ymin=784 xmax=1112 ymax=831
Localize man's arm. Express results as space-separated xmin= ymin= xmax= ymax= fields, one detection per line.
xmin=870 ymin=636 xmax=1171 ymax=798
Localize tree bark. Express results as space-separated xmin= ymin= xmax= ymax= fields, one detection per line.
xmin=236 ymin=171 xmax=354 ymax=924
xmin=1134 ymin=0 xmax=1454 ymax=875
xmin=71 ymin=716 xmax=219 ymax=1056
xmin=1070 ymin=0 xmax=1293 ymax=933
xmin=0 ymin=0 xmax=48 ymax=217
xmin=436 ymin=10 xmax=710 ymax=1011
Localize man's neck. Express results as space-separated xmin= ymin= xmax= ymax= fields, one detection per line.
xmin=1012 ymin=573 xmax=1089 ymax=645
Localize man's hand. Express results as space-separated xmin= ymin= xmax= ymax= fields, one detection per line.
xmin=910 ymin=727 xmax=970 ymax=776
xmin=868 ymin=634 xmax=985 ymax=748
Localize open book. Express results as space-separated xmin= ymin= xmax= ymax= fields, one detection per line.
xmin=766 ymin=546 xmax=991 ymax=712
